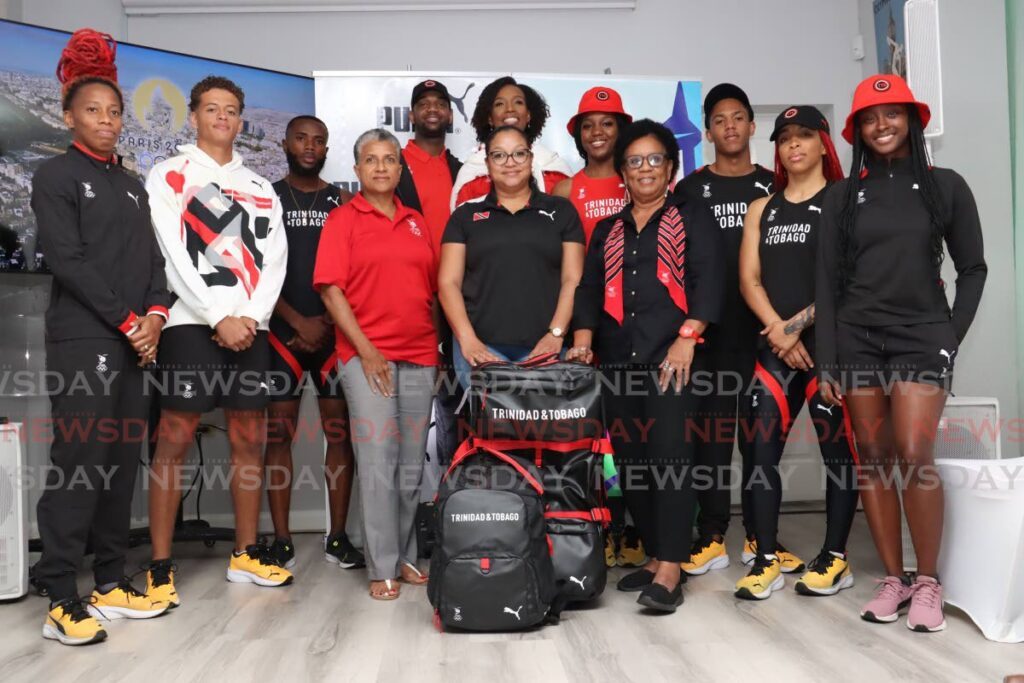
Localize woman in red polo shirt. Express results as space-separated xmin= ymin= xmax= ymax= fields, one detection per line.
xmin=314 ymin=128 xmax=438 ymax=601
xmin=554 ymin=86 xmax=632 ymax=245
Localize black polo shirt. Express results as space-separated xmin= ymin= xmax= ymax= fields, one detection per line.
xmin=442 ymin=189 xmax=584 ymax=347
xmin=573 ymin=196 xmax=724 ymax=366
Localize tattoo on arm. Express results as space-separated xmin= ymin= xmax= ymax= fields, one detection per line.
xmin=783 ymin=304 xmax=815 ymax=335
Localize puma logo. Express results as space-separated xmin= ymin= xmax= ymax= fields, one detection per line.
xmin=327 ymin=196 xmax=340 ymax=207
xmin=450 ymin=83 xmax=476 ymax=123
xmin=754 ymin=181 xmax=772 ymax=195
xmin=503 ymin=605 xmax=523 ymax=621
xmin=538 ymin=209 xmax=557 ymax=222
xmin=259 ymin=381 xmax=269 ymax=390
xmin=912 ymin=183 xmax=920 ymax=190
xmin=940 ymin=349 xmax=956 ymax=365
xmin=251 ymin=179 xmax=265 ymax=190
xmin=569 ymin=575 xmax=587 ymax=590
xmin=808 ymin=205 xmax=822 ymax=213
xmin=816 ymin=403 xmax=835 ymax=417
xmin=126 ymin=191 xmax=140 ymax=208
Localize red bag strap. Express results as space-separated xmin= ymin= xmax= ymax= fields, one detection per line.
xmin=544 ymin=508 xmax=612 ymax=527
xmin=441 ymin=438 xmax=545 ymax=496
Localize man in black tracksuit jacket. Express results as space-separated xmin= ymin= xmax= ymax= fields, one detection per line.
xmin=31 ymin=143 xmax=171 ymax=603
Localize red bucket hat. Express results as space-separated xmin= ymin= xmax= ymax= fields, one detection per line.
xmin=566 ymin=86 xmax=632 ymax=136
xmin=842 ymin=74 xmax=931 ymax=144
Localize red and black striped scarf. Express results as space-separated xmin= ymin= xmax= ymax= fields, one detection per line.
xmin=603 ymin=203 xmax=688 ymax=324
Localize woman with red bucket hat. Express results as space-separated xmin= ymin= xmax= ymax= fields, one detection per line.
xmin=554 ymin=86 xmax=632 ymax=245
xmin=816 ymin=74 xmax=987 ymax=631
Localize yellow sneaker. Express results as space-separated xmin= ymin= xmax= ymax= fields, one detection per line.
xmin=146 ymin=561 xmax=180 ymax=608
xmin=795 ymin=551 xmax=855 ymax=596
xmin=741 ymin=538 xmax=805 ymax=573
xmin=616 ymin=527 xmax=646 ymax=568
xmin=227 ymin=544 xmax=294 ymax=587
xmin=43 ymin=598 xmax=107 ymax=646
xmin=681 ymin=536 xmax=730 ymax=575
xmin=735 ymin=556 xmax=784 ymax=600
xmin=604 ymin=533 xmax=617 ymax=568
xmin=88 ymin=580 xmax=169 ymax=620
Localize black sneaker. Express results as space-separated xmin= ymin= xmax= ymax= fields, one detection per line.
xmin=324 ymin=533 xmax=365 ymax=569
xmin=268 ymin=538 xmax=296 ymax=569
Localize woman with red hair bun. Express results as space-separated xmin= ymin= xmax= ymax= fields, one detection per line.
xmin=32 ymin=28 xmax=171 ymax=646
xmin=735 ymin=105 xmax=857 ymax=602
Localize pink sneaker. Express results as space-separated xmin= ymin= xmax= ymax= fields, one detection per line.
xmin=860 ymin=575 xmax=913 ymax=623
xmin=906 ymin=575 xmax=946 ymax=632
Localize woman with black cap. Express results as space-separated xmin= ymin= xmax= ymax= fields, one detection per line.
xmin=817 ymin=75 xmax=986 ymax=631
xmin=554 ymin=86 xmax=632 ymax=245
xmin=735 ymin=105 xmax=858 ymax=601
xmin=450 ymin=76 xmax=571 ymax=209
xmin=570 ymin=119 xmax=724 ymax=613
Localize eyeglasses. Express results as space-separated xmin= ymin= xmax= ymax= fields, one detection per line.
xmin=487 ymin=149 xmax=532 ymax=166
xmin=624 ymin=153 xmax=668 ymax=169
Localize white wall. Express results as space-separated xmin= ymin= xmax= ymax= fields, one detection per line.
xmin=857 ymin=0 xmax=1019 ymax=458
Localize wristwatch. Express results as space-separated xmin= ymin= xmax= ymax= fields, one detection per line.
xmin=678 ymin=325 xmax=705 ymax=343
xmin=549 ymin=327 xmax=565 ymax=338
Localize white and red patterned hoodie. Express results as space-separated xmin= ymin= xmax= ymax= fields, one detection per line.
xmin=146 ymin=144 xmax=287 ymax=330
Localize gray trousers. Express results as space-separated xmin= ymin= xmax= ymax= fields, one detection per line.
xmin=340 ymin=358 xmax=436 ymax=580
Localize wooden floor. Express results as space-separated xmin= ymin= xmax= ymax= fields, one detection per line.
xmin=0 ymin=513 xmax=1020 ymax=683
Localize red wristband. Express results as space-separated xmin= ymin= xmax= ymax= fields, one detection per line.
xmin=678 ymin=325 xmax=705 ymax=344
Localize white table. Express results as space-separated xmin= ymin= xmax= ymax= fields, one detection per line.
xmin=937 ymin=457 xmax=1024 ymax=643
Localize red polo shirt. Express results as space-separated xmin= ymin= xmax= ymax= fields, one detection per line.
xmin=403 ymin=140 xmax=453 ymax=250
xmin=313 ymin=193 xmax=438 ymax=366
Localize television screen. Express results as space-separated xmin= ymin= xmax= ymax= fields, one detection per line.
xmin=0 ymin=19 xmax=314 ymax=273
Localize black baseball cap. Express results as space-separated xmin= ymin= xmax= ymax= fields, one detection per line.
xmin=769 ymin=105 xmax=830 ymax=141
xmin=411 ymin=79 xmax=451 ymax=107
xmin=703 ymin=83 xmax=754 ymax=129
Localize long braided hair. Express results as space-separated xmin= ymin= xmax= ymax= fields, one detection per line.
xmin=836 ymin=107 xmax=946 ymax=300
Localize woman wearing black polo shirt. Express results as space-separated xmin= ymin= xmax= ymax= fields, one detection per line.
xmin=817 ymin=75 xmax=986 ymax=631
xmin=439 ymin=126 xmax=584 ymax=387
xmin=570 ymin=119 xmax=724 ymax=613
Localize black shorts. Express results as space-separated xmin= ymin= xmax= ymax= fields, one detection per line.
xmin=835 ymin=320 xmax=957 ymax=391
xmin=158 ymin=325 xmax=271 ymax=413
xmin=268 ymin=332 xmax=344 ymax=401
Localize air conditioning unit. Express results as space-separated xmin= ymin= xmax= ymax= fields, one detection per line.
xmin=0 ymin=423 xmax=28 ymax=600
xmin=905 ymin=0 xmax=944 ymax=138
xmin=902 ymin=396 xmax=1001 ymax=570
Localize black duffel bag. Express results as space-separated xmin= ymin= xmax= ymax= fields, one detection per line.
xmin=467 ymin=355 xmax=602 ymax=443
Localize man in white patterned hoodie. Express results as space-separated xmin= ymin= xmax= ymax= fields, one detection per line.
xmin=143 ymin=76 xmax=291 ymax=604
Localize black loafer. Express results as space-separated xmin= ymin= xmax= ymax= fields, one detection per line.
xmin=616 ymin=568 xmax=655 ymax=592
xmin=637 ymin=581 xmax=684 ymax=612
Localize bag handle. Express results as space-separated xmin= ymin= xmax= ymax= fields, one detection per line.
xmin=441 ymin=438 xmax=545 ymax=496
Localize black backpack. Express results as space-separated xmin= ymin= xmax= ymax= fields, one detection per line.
xmin=428 ymin=441 xmax=557 ymax=632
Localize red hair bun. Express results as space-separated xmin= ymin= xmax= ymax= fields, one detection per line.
xmin=56 ymin=28 xmax=118 ymax=94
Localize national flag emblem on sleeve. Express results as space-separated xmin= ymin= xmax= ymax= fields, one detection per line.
xmin=473 ymin=211 xmax=490 ymax=221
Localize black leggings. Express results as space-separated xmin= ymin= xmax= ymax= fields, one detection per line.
xmin=602 ymin=362 xmax=703 ymax=563
xmin=747 ymin=347 xmax=859 ymax=556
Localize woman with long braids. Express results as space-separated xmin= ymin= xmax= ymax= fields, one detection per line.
xmin=816 ymin=75 xmax=987 ymax=631
xmin=31 ymin=29 xmax=171 ymax=645
xmin=450 ymin=76 xmax=571 ymax=209
xmin=735 ymin=106 xmax=857 ymax=601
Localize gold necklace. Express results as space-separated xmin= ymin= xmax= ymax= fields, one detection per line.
xmin=285 ymin=178 xmax=322 ymax=213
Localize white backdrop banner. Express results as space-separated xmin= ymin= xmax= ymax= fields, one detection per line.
xmin=313 ymin=71 xmax=703 ymax=194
